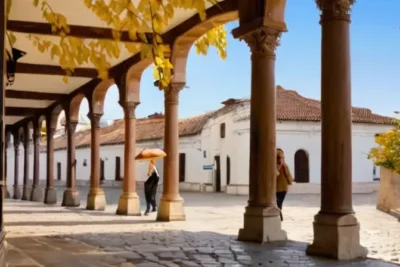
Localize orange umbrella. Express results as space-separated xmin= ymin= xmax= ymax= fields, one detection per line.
xmin=135 ymin=148 xmax=167 ymax=161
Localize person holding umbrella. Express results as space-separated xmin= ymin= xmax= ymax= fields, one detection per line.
xmin=144 ymin=159 xmax=160 ymax=215
xmin=135 ymin=148 xmax=166 ymax=215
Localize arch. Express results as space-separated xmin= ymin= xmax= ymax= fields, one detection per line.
xmin=69 ymin=94 xmax=88 ymax=122
xmin=91 ymin=79 xmax=116 ymax=115
xmin=117 ymin=60 xmax=152 ymax=105
xmin=171 ymin=8 xmax=238 ymax=84
xmin=294 ymin=149 xmax=310 ymax=183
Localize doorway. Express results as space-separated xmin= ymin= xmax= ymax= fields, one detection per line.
xmin=226 ymin=156 xmax=231 ymax=185
xmin=214 ymin=156 xmax=221 ymax=192
xmin=294 ymin=149 xmax=310 ymax=183
xmin=179 ymin=153 xmax=186 ymax=182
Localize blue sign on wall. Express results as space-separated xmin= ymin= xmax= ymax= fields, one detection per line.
xmin=203 ymin=164 xmax=213 ymax=170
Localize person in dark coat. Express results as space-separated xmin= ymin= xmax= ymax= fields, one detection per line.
xmin=144 ymin=160 xmax=160 ymax=215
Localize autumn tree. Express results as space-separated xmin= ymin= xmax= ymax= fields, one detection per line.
xmin=6 ymin=0 xmax=227 ymax=87
xmin=368 ymin=118 xmax=400 ymax=174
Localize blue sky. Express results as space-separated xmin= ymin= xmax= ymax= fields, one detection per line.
xmin=80 ymin=0 xmax=400 ymax=121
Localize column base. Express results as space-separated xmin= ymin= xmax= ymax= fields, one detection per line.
xmin=13 ymin=185 xmax=21 ymax=200
xmin=61 ymin=188 xmax=80 ymax=207
xmin=21 ymin=186 xmax=31 ymax=201
xmin=86 ymin=188 xmax=106 ymax=211
xmin=116 ymin=192 xmax=141 ymax=216
xmin=30 ymin=186 xmax=43 ymax=202
xmin=156 ymin=196 xmax=186 ymax=222
xmin=238 ymin=206 xmax=287 ymax=243
xmin=306 ymin=213 xmax=368 ymax=260
xmin=44 ymin=187 xmax=58 ymax=204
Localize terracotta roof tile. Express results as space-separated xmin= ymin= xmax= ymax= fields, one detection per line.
xmin=53 ymin=112 xmax=213 ymax=151
xmin=236 ymin=86 xmax=393 ymax=124
xmin=52 ymin=86 xmax=392 ymax=151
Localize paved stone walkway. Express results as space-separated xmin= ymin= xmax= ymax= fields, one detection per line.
xmin=4 ymin=188 xmax=400 ymax=266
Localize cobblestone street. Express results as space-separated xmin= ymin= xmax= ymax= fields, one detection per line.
xmin=4 ymin=188 xmax=400 ymax=266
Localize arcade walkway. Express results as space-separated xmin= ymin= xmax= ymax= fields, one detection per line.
xmin=5 ymin=190 xmax=400 ymax=266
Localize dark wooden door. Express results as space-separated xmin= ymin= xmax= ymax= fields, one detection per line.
xmin=214 ymin=156 xmax=221 ymax=192
xmin=294 ymin=149 xmax=309 ymax=183
xmin=179 ymin=153 xmax=186 ymax=182
xmin=100 ymin=159 xmax=105 ymax=183
xmin=226 ymin=156 xmax=231 ymax=185
xmin=115 ymin=157 xmax=121 ymax=181
xmin=57 ymin=162 xmax=61 ymax=181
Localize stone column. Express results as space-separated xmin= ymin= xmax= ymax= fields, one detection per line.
xmin=156 ymin=83 xmax=186 ymax=222
xmin=234 ymin=27 xmax=286 ymax=242
xmin=4 ymin=146 xmax=10 ymax=199
xmin=62 ymin=120 xmax=80 ymax=207
xmin=86 ymin=112 xmax=106 ymax=210
xmin=306 ymin=0 xmax=368 ymax=260
xmin=44 ymin=118 xmax=57 ymax=204
xmin=12 ymin=135 xmax=21 ymax=199
xmin=30 ymin=124 xmax=43 ymax=201
xmin=21 ymin=127 xmax=31 ymax=200
xmin=116 ymin=102 xmax=141 ymax=215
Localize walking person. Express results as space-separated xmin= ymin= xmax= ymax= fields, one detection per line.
xmin=144 ymin=159 xmax=160 ymax=215
xmin=276 ymin=148 xmax=294 ymax=221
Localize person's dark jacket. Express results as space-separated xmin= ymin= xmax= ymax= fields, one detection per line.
xmin=144 ymin=171 xmax=159 ymax=202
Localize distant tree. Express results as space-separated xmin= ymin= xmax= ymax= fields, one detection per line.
xmin=368 ymin=117 xmax=400 ymax=174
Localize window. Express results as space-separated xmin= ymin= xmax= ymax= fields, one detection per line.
xmin=220 ymin=123 xmax=226 ymax=138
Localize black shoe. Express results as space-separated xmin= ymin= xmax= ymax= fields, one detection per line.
xmin=152 ymin=207 xmax=157 ymax=212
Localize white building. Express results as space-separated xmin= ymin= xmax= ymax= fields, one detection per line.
xmin=7 ymin=86 xmax=393 ymax=195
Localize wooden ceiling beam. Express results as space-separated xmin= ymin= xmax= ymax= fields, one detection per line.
xmin=7 ymin=20 xmax=152 ymax=43
xmin=5 ymin=107 xmax=42 ymax=116
xmin=16 ymin=63 xmax=97 ymax=78
xmin=6 ymin=90 xmax=67 ymax=100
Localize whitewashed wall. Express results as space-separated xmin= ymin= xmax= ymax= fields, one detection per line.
xmin=6 ymin=135 xmax=203 ymax=187
xmin=5 ymin=103 xmax=392 ymax=196
xmin=200 ymin=102 xmax=392 ymax=194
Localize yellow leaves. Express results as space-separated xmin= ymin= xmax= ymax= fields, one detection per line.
xmin=369 ymin=118 xmax=400 ymax=174
xmin=28 ymin=0 xmax=228 ymax=89
xmin=62 ymin=75 xmax=69 ymax=83
xmin=164 ymin=3 xmax=174 ymax=19
xmin=195 ymin=25 xmax=227 ymax=60
xmin=124 ymin=43 xmax=140 ymax=53
xmin=50 ymin=45 xmax=60 ymax=59
xmin=83 ymin=0 xmax=92 ymax=8
xmin=7 ymin=32 xmax=17 ymax=46
xmin=6 ymin=0 xmax=12 ymax=19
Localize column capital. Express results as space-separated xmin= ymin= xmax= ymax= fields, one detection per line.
xmin=119 ymin=101 xmax=139 ymax=119
xmin=316 ymin=0 xmax=354 ymax=19
xmin=69 ymin=120 xmax=78 ymax=133
xmin=164 ymin=83 xmax=185 ymax=105
xmin=88 ymin=113 xmax=103 ymax=128
xmin=241 ymin=27 xmax=282 ymax=58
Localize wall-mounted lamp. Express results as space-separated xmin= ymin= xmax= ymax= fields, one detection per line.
xmin=6 ymin=48 xmax=27 ymax=86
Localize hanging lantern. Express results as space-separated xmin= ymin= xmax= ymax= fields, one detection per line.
xmin=6 ymin=48 xmax=27 ymax=86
